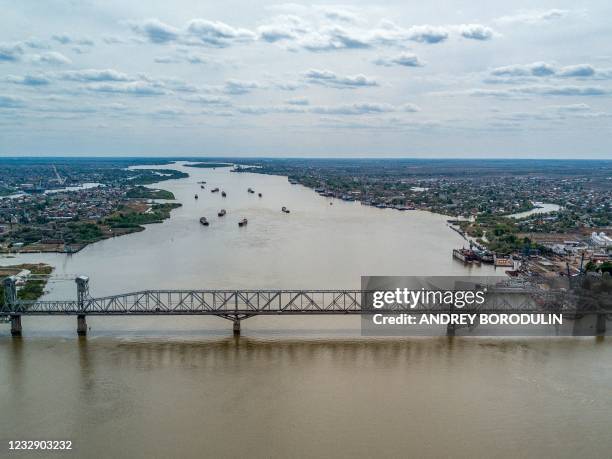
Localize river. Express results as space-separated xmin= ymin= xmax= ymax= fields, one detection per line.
xmin=1 ymin=162 xmax=610 ymax=458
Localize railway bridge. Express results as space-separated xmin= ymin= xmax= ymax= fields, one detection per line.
xmin=1 ymin=275 xmax=609 ymax=336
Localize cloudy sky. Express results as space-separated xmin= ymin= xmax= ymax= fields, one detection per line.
xmin=1 ymin=0 xmax=611 ymax=158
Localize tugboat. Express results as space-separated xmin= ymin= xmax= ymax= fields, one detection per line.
xmin=218 ymin=209 xmax=226 ymax=217
xmin=258 ymin=193 xmax=262 ymax=197
xmin=281 ymin=206 xmax=290 ymax=214
xmin=194 ymin=194 xmax=198 ymax=199
xmin=211 ymin=187 xmax=219 ymax=193
xmin=247 ymin=188 xmax=255 ymax=194
xmin=221 ymin=191 xmax=227 ymax=197
xmin=199 ymin=217 xmax=209 ymax=226
xmin=238 ymin=218 xmax=248 ymax=227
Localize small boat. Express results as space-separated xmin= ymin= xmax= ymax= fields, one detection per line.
xmin=258 ymin=193 xmax=262 ymax=197
xmin=194 ymin=194 xmax=198 ymax=199
xmin=197 ymin=181 xmax=206 ymax=184
xmin=200 ymin=185 xmax=204 ymax=189
xmin=199 ymin=217 xmax=209 ymax=226
xmin=211 ymin=187 xmax=219 ymax=193
xmin=247 ymin=188 xmax=255 ymax=194
xmin=238 ymin=218 xmax=248 ymax=227
xmin=221 ymin=191 xmax=227 ymax=197
xmin=218 ymin=209 xmax=226 ymax=217
xmin=281 ymin=207 xmax=290 ymax=214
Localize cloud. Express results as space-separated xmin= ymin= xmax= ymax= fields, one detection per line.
xmin=223 ymin=79 xmax=260 ymax=95
xmin=465 ymin=85 xmax=609 ymax=98
xmin=29 ymin=51 xmax=72 ymax=65
xmin=129 ymin=18 xmax=255 ymax=47
xmin=374 ymin=53 xmax=423 ymax=67
xmin=304 ymin=69 xmax=378 ymax=88
xmin=0 ymin=95 xmax=25 ymax=108
xmin=489 ymin=62 xmax=611 ymax=80
xmin=257 ymin=15 xmax=308 ymax=42
xmin=52 ymin=34 xmax=94 ymax=46
xmin=495 ymin=9 xmax=570 ymax=25
xmin=59 ymin=69 xmax=132 ymax=82
xmin=457 ymin=24 xmax=494 ymax=40
xmin=297 ymin=26 xmax=370 ymax=51
xmin=557 ymin=64 xmax=596 ymax=78
xmin=285 ymin=97 xmax=309 ymax=105
xmin=550 ymin=103 xmax=591 ymax=112
xmin=129 ymin=19 xmax=180 ymax=44
xmin=85 ymin=81 xmax=166 ymax=96
xmin=0 ymin=42 xmax=24 ymax=62
xmin=311 ymin=103 xmax=394 ymax=115
xmin=185 ymin=19 xmax=256 ymax=47
xmin=6 ymin=74 xmax=51 ymax=86
xmin=406 ymin=25 xmax=448 ymax=44
xmin=182 ymin=94 xmax=230 ymax=105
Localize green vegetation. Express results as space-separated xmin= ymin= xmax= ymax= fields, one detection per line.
xmin=184 ymin=162 xmax=232 ymax=168
xmin=125 ymin=186 xmax=175 ymax=200
xmin=64 ymin=222 xmax=104 ymax=244
xmin=128 ymin=169 xmax=188 ymax=185
xmin=0 ymin=264 xmax=52 ymax=306
xmin=459 ymin=215 xmax=542 ymax=255
xmin=105 ymin=203 xmax=181 ymax=229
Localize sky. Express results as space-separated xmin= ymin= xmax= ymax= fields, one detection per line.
xmin=1 ymin=0 xmax=612 ymax=158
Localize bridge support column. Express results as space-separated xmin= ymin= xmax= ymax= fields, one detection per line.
xmin=596 ymin=314 xmax=606 ymax=336
xmin=10 ymin=315 xmax=22 ymax=337
xmin=233 ymin=319 xmax=241 ymax=336
xmin=77 ymin=314 xmax=87 ymax=336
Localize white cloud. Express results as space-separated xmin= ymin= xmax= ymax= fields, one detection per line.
xmin=495 ymin=9 xmax=570 ymax=25
xmin=29 ymin=51 xmax=72 ymax=65
xmin=374 ymin=53 xmax=423 ymax=67
xmin=0 ymin=42 xmax=24 ymax=62
xmin=304 ymin=69 xmax=378 ymax=88
xmin=457 ymin=24 xmax=494 ymax=41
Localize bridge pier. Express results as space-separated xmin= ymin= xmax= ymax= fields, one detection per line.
xmin=596 ymin=314 xmax=606 ymax=336
xmin=10 ymin=315 xmax=22 ymax=337
xmin=233 ymin=319 xmax=241 ymax=336
xmin=77 ymin=314 xmax=87 ymax=336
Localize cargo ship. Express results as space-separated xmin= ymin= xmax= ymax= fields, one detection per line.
xmin=453 ymin=248 xmax=479 ymax=264
xmin=199 ymin=217 xmax=209 ymax=226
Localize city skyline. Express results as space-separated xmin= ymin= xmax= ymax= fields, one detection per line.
xmin=1 ymin=1 xmax=612 ymax=158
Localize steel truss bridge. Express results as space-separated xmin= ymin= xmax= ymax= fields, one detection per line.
xmin=1 ymin=276 xmax=609 ymax=336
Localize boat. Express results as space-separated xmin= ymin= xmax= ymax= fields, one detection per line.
xmin=194 ymin=194 xmax=198 ymax=199
xmin=281 ymin=207 xmax=290 ymax=214
xmin=200 ymin=185 xmax=204 ymax=189
xmin=258 ymin=193 xmax=262 ymax=197
xmin=238 ymin=218 xmax=248 ymax=227
xmin=211 ymin=187 xmax=219 ymax=193
xmin=247 ymin=188 xmax=255 ymax=194
xmin=221 ymin=191 xmax=227 ymax=197
xmin=218 ymin=209 xmax=226 ymax=217
xmin=453 ymin=248 xmax=479 ymax=263
xmin=199 ymin=217 xmax=209 ymax=226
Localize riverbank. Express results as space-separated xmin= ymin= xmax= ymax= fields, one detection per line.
xmin=0 ymin=263 xmax=52 ymax=305
xmin=1 ymin=202 xmax=181 ymax=254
